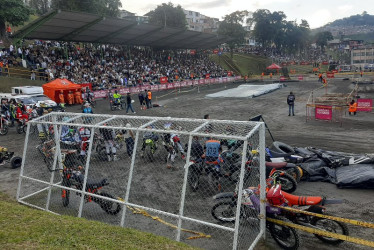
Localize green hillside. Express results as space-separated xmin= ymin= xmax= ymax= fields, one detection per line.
xmin=0 ymin=192 xmax=195 ymax=249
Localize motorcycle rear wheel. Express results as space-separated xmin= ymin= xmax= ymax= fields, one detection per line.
xmin=187 ymin=165 xmax=200 ymax=192
xmin=273 ymin=171 xmax=297 ymax=193
xmin=268 ymin=221 xmax=299 ymax=250
xmin=98 ymin=192 xmax=121 ymax=215
xmin=311 ymin=217 xmax=349 ymax=245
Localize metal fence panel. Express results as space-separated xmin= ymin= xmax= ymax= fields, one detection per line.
xmin=17 ymin=113 xmax=265 ymax=250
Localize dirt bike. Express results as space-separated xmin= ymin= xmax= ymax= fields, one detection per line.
xmin=0 ymin=114 xmax=9 ymax=135
xmin=109 ymin=97 xmax=125 ymax=111
xmin=61 ymin=166 xmax=121 ymax=215
xmin=212 ymin=187 xmax=300 ymax=250
xmin=0 ymin=150 xmax=22 ymax=169
xmin=268 ymin=184 xmax=349 ymax=245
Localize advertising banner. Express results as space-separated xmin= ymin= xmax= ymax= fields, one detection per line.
xmin=166 ymin=83 xmax=175 ymax=89
xmin=150 ymin=85 xmax=159 ymax=91
xmin=326 ymin=72 xmax=335 ymax=78
xmin=298 ymin=75 xmax=304 ymax=80
xmin=280 ymin=76 xmax=286 ymax=81
xmin=174 ymin=82 xmax=181 ymax=88
xmin=315 ymin=105 xmax=332 ymax=120
xmin=186 ymin=81 xmax=192 ymax=86
xmin=94 ymin=90 xmax=107 ymax=98
xmin=357 ymin=99 xmax=373 ymax=112
xmin=159 ymin=84 xmax=167 ymax=90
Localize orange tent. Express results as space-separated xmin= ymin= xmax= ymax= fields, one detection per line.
xmin=43 ymin=78 xmax=82 ymax=103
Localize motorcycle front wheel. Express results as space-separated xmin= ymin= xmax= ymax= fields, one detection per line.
xmin=268 ymin=221 xmax=300 ymax=250
xmin=0 ymin=125 xmax=8 ymax=135
xmin=97 ymin=192 xmax=122 ymax=215
xmin=16 ymin=124 xmax=23 ymax=134
xmin=10 ymin=156 xmax=22 ymax=169
xmin=211 ymin=201 xmax=237 ymax=223
xmin=311 ymin=217 xmax=349 ymax=245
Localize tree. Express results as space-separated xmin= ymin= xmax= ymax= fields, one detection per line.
xmin=315 ymin=31 xmax=333 ymax=51
xmin=29 ymin=0 xmax=51 ymax=15
xmin=50 ymin=0 xmax=122 ymax=17
xmin=0 ymin=0 xmax=32 ymax=40
xmin=145 ymin=2 xmax=187 ymax=29
xmin=218 ymin=11 xmax=248 ymax=58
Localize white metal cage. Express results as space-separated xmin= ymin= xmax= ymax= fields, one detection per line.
xmin=17 ymin=112 xmax=266 ymax=250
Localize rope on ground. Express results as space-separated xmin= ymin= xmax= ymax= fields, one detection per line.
xmin=274 ymin=205 xmax=374 ymax=229
xmin=118 ymin=198 xmax=211 ymax=240
xmin=267 ymin=217 xmax=374 ymax=248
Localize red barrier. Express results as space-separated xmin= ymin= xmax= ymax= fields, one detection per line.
xmin=298 ymin=75 xmax=304 ymax=80
xmin=280 ymin=76 xmax=286 ymax=81
xmin=326 ymin=72 xmax=335 ymax=78
xmin=315 ymin=105 xmax=332 ymax=120
xmin=357 ymin=99 xmax=373 ymax=112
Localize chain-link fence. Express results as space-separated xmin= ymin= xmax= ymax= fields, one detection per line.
xmin=17 ymin=112 xmax=266 ymax=250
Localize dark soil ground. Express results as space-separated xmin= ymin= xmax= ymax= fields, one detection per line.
xmin=1 ymin=77 xmax=373 ymax=250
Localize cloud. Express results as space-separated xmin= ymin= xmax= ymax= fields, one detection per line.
xmin=183 ymin=0 xmax=230 ymax=10
xmin=308 ymin=9 xmax=332 ymax=28
xmin=338 ymin=5 xmax=353 ymax=13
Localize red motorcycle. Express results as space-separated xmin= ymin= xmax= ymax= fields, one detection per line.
xmin=267 ymin=184 xmax=349 ymax=245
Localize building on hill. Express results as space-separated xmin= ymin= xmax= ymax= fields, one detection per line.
xmin=351 ymin=46 xmax=374 ymax=69
xmin=183 ymin=9 xmax=219 ymax=33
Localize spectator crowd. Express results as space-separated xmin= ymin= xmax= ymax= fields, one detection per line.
xmin=0 ymin=41 xmax=229 ymax=90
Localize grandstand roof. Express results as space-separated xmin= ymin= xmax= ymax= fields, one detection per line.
xmin=13 ymin=10 xmax=231 ymax=49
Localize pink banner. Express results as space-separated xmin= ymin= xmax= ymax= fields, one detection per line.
xmin=150 ymin=85 xmax=159 ymax=91
xmin=280 ymin=76 xmax=286 ymax=81
xmin=298 ymin=75 xmax=304 ymax=80
xmin=94 ymin=90 xmax=108 ymax=99
xmin=357 ymin=99 xmax=373 ymax=112
xmin=315 ymin=105 xmax=332 ymax=120
xmin=92 ymin=77 xmax=238 ymax=98
xmin=166 ymin=83 xmax=175 ymax=89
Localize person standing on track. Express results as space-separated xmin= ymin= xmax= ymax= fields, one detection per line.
xmin=287 ymin=91 xmax=295 ymax=116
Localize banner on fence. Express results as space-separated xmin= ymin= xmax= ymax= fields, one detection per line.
xmin=315 ymin=105 xmax=333 ymax=120
xmin=357 ymin=99 xmax=373 ymax=112
xmin=326 ymin=72 xmax=335 ymax=78
xmin=91 ymin=77 xmax=237 ymax=98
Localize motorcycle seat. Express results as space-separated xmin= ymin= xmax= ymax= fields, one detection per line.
xmin=86 ymin=178 xmax=108 ymax=189
xmin=282 ymin=191 xmax=322 ymax=206
xmin=265 ymin=161 xmax=288 ymax=168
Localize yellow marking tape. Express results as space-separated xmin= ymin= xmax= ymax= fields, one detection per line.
xmin=118 ymin=198 xmax=211 ymax=240
xmin=275 ymin=205 xmax=374 ymax=229
xmin=267 ymin=217 xmax=374 ymax=248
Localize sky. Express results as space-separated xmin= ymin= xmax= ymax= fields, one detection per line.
xmin=120 ymin=0 xmax=373 ymax=29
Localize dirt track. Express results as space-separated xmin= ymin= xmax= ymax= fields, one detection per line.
xmin=1 ymin=77 xmax=374 ymax=249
